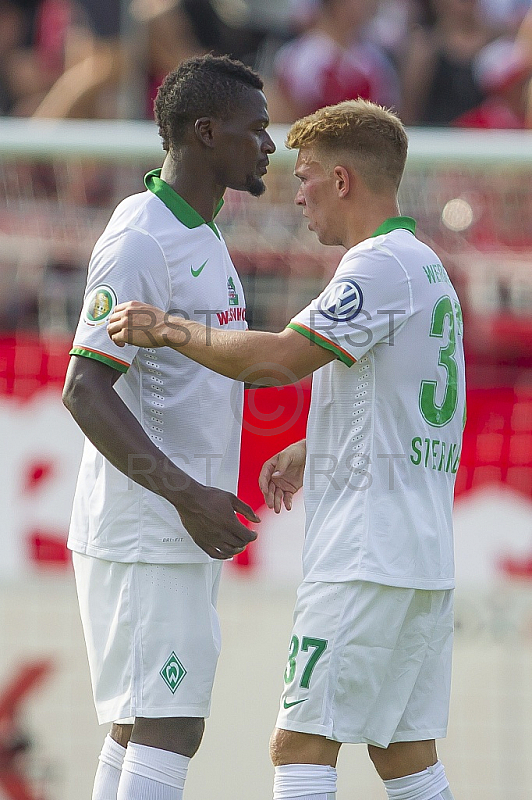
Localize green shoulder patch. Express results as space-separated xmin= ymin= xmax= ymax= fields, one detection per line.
xmin=83 ymin=284 xmax=117 ymax=327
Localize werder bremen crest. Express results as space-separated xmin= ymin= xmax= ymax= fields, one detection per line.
xmin=227 ymin=277 xmax=239 ymax=306
xmin=160 ymin=652 xmax=187 ymax=693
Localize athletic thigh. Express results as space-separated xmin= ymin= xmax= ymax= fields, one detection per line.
xmin=73 ymin=552 xmax=223 ymax=725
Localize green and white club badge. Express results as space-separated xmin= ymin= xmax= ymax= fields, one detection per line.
xmin=160 ymin=652 xmax=187 ymax=693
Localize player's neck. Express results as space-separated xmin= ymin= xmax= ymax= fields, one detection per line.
xmin=160 ymin=155 xmax=224 ymax=224
xmin=344 ymin=203 xmax=402 ymax=249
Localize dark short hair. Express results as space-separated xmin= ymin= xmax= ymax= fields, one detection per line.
xmin=154 ymin=54 xmax=264 ymax=152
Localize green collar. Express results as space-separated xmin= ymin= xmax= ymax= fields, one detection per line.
xmin=144 ymin=169 xmax=223 ymax=239
xmin=371 ymin=216 xmax=416 ymax=238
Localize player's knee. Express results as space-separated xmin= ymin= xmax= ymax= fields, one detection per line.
xmin=368 ymin=740 xmax=437 ymax=781
xmin=270 ymin=727 xmax=339 ymax=767
xmin=172 ymin=717 xmax=205 ymax=756
xmin=270 ymin=727 xmax=313 ymax=766
xmin=131 ymin=716 xmax=205 ymax=758
xmin=110 ymin=722 xmax=134 ymax=748
xmin=270 ymin=727 xmax=287 ymax=765
xmin=367 ymin=743 xmax=387 ymax=774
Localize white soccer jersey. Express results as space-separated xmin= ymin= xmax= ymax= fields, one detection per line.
xmin=289 ymin=217 xmax=465 ymax=589
xmin=68 ymin=169 xmax=246 ymax=563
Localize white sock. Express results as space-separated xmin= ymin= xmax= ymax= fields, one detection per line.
xmin=92 ymin=735 xmax=126 ymax=800
xmin=273 ymin=763 xmax=336 ymax=799
xmin=116 ymin=742 xmax=189 ymax=800
xmin=383 ymin=760 xmax=453 ymax=800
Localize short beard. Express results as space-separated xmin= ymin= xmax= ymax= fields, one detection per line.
xmin=245 ymin=175 xmax=266 ymax=197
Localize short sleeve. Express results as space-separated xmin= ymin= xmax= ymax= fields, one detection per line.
xmin=288 ymin=243 xmax=413 ymax=366
xmin=70 ymin=227 xmax=170 ymax=372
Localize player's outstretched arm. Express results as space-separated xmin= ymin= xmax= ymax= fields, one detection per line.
xmin=62 ymin=355 xmax=259 ymax=559
xmin=107 ymin=301 xmax=335 ymax=383
xmin=259 ymin=439 xmax=306 ymax=514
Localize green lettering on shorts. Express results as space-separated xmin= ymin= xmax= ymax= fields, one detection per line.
xmin=160 ymin=652 xmax=187 ymax=693
xmin=284 ymin=635 xmax=328 ymax=688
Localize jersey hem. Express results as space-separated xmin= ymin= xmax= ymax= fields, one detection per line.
xmin=70 ymin=347 xmax=130 ymax=373
xmin=287 ymin=322 xmax=356 ymax=366
xmin=301 ymin=572 xmax=455 ymax=590
xmin=67 ymin=540 xmax=213 ymax=564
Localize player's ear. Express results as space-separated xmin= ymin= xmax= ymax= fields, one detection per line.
xmin=194 ymin=117 xmax=215 ymax=148
xmin=334 ymin=165 xmax=350 ymax=198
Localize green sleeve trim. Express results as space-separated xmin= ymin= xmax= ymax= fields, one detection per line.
xmin=70 ymin=347 xmax=129 ymax=373
xmin=287 ymin=322 xmax=356 ymax=367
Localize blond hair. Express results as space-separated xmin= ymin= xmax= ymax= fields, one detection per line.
xmin=286 ymin=99 xmax=408 ymax=192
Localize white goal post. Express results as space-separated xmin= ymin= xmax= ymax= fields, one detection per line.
xmin=0 ymin=118 xmax=532 ymax=165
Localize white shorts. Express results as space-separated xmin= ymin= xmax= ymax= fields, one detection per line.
xmin=276 ymin=581 xmax=453 ymax=748
xmin=72 ymin=553 xmax=223 ymax=725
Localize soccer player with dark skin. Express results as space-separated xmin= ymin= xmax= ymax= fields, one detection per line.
xmin=63 ymin=55 xmax=274 ymax=800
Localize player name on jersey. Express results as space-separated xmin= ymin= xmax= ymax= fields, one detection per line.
xmin=410 ymin=436 xmax=462 ymax=474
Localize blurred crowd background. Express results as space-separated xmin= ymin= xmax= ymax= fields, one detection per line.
xmin=1 ymin=0 xmax=532 ymax=127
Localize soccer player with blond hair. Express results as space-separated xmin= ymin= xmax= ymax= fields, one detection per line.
xmin=109 ymin=98 xmax=465 ymax=800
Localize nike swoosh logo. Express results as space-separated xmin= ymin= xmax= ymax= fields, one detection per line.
xmin=191 ymin=259 xmax=208 ymax=277
xmin=283 ymin=698 xmax=308 ymax=709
